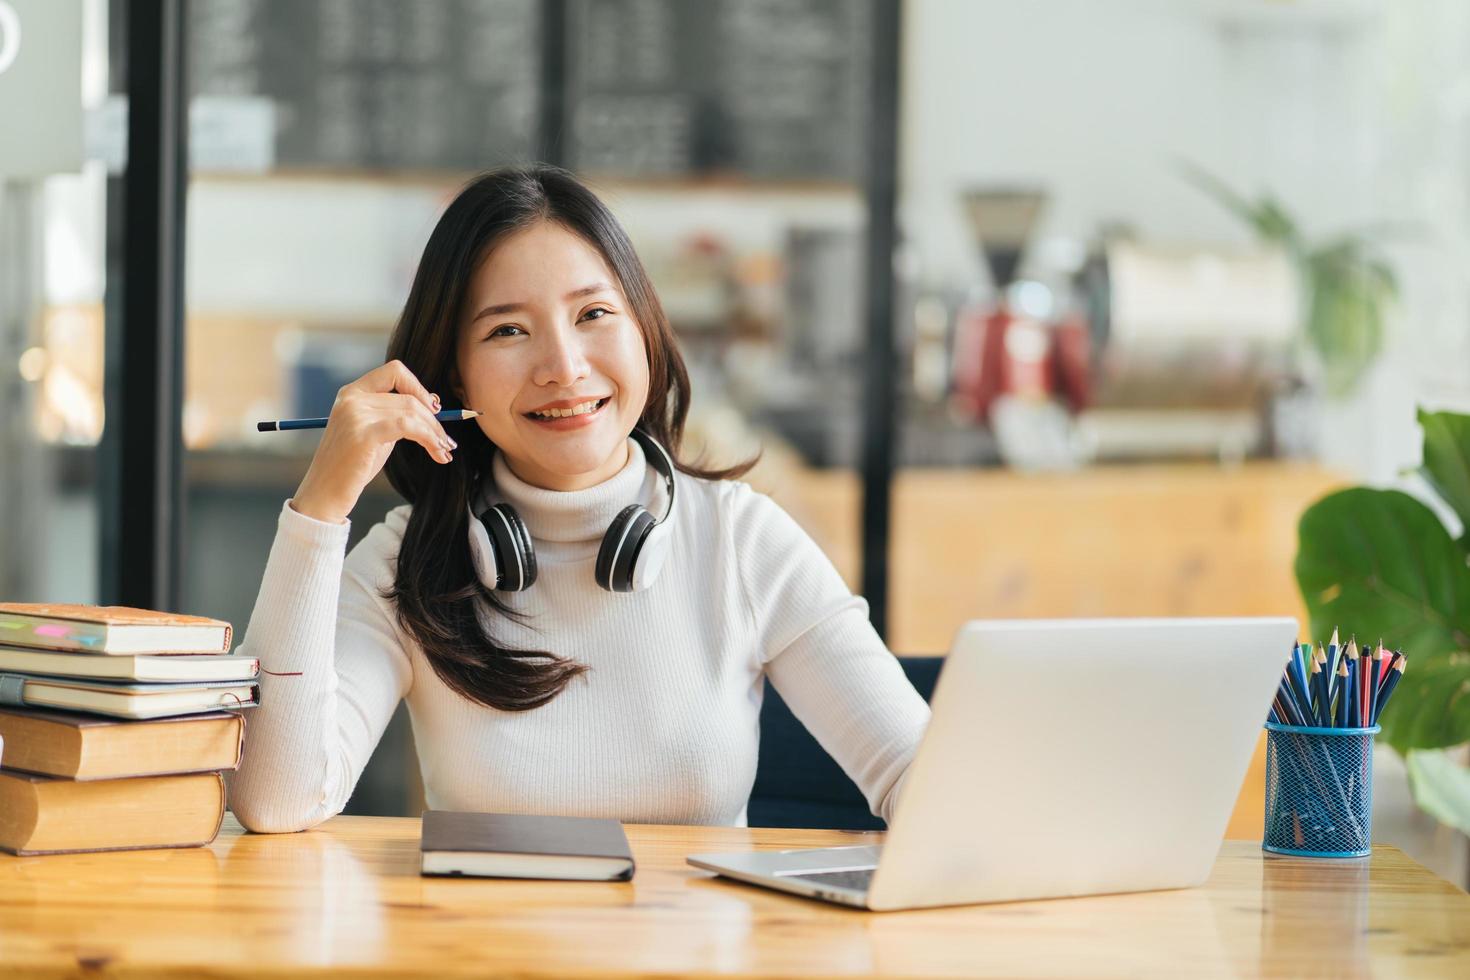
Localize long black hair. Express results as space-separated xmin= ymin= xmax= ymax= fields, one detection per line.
xmin=382 ymin=165 xmax=757 ymax=711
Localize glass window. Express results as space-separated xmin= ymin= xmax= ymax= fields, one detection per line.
xmin=2 ymin=0 xmax=109 ymax=605
xmin=182 ymin=0 xmax=872 ymax=815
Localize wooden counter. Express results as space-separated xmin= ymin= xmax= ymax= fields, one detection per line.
xmin=0 ymin=815 xmax=1466 ymax=977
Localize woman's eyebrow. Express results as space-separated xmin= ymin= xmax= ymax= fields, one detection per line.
xmin=471 ymin=282 xmax=614 ymax=322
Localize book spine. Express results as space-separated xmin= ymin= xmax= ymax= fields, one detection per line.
xmin=0 ymin=619 xmax=109 ymax=653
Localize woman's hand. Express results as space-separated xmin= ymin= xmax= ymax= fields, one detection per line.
xmin=290 ymin=360 xmax=456 ymax=524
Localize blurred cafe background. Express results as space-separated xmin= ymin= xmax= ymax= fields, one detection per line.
xmin=2 ymin=0 xmax=1467 ymax=882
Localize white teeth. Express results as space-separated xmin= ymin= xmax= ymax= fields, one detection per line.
xmin=530 ymin=398 xmax=604 ymax=419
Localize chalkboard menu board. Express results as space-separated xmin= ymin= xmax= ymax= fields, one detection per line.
xmin=188 ymin=0 xmax=870 ymax=181
xmin=189 ymin=0 xmax=541 ymax=171
xmin=566 ymin=0 xmax=870 ymax=180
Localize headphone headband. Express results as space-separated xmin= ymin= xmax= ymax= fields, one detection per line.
xmin=629 ymin=427 xmax=676 ymax=528
xmin=467 ymin=428 xmax=678 ymax=594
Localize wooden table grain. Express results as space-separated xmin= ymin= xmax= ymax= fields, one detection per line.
xmin=1 ymin=815 xmax=1467 ymax=978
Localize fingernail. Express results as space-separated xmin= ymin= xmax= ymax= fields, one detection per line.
xmin=446 ymin=437 xmax=458 ymax=450
xmin=431 ymin=393 xmax=442 ymax=411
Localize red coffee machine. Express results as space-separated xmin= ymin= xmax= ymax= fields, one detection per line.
xmin=949 ymin=188 xmax=1090 ymax=425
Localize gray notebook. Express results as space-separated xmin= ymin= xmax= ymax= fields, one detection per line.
xmin=420 ymin=810 xmax=635 ymax=881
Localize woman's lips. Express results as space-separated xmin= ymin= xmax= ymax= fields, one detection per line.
xmin=523 ymin=396 xmax=610 ymax=430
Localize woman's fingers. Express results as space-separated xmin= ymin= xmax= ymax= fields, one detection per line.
xmin=354 ymin=359 xmax=441 ymax=417
xmin=366 ymin=393 xmax=452 ymax=467
xmin=403 ymin=395 xmax=457 ymax=462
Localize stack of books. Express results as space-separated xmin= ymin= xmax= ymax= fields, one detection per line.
xmin=0 ymin=602 xmax=259 ymax=855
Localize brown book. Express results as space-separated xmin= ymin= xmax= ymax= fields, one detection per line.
xmin=0 ymin=769 xmax=225 ymax=855
xmin=420 ymin=810 xmax=636 ymax=880
xmin=0 ymin=603 xmax=232 ymax=654
xmin=0 ymin=708 xmax=244 ymax=780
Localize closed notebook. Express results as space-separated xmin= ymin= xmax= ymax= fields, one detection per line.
xmin=0 ymin=674 xmax=258 ymax=720
xmin=0 ymin=603 xmax=232 ymax=654
xmin=0 ymin=769 xmax=226 ymax=855
xmin=420 ymin=810 xmax=636 ymax=881
xmin=0 ymin=645 xmax=258 ymax=683
xmin=0 ymin=707 xmax=244 ymax=780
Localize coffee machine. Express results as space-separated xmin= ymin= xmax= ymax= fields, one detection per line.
xmin=949 ymin=188 xmax=1090 ymax=429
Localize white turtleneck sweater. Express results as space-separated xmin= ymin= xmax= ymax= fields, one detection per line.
xmin=227 ymin=439 xmax=931 ymax=832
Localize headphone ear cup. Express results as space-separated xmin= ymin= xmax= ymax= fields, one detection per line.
xmin=613 ymin=510 xmax=655 ymax=593
xmin=482 ymin=503 xmax=536 ymax=591
xmin=596 ymin=504 xmax=647 ymax=592
xmin=504 ymin=503 xmax=537 ymax=588
xmin=467 ymin=508 xmax=501 ymax=591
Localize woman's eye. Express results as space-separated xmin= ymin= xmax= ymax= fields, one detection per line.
xmin=581 ymin=307 xmax=613 ymax=322
xmin=490 ymin=325 xmax=523 ymax=338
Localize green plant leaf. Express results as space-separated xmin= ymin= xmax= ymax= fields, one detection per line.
xmin=1254 ymin=196 xmax=1300 ymax=246
xmin=1175 ymin=159 xmax=1302 ymax=251
xmin=1175 ymin=159 xmax=1258 ymax=222
xmin=1296 ymin=488 xmax=1470 ymax=652
xmin=1406 ymin=748 xmax=1470 ymax=837
xmin=1295 ymin=487 xmax=1470 ymax=750
xmin=1417 ymin=408 xmax=1470 ymax=543
xmin=1304 ymin=259 xmax=1388 ymax=396
xmin=1377 ymin=652 xmax=1470 ymax=749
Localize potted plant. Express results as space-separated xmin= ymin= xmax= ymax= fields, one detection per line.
xmin=1181 ymin=163 xmax=1400 ymax=397
xmin=1295 ymin=409 xmax=1470 ymax=835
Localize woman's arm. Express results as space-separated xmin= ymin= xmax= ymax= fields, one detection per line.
xmin=728 ymin=483 xmax=931 ymax=823
xmin=225 ymin=501 xmax=413 ymax=833
xmin=230 ymin=359 xmax=448 ymax=831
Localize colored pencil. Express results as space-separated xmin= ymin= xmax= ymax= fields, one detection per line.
xmin=1344 ymin=640 xmax=1360 ymax=728
xmin=256 ymin=408 xmax=480 ymax=432
xmin=1326 ymin=629 xmax=1340 ymax=706
xmin=1372 ymin=655 xmax=1407 ymax=725
xmin=1317 ymin=658 xmax=1328 ymax=728
xmin=1285 ymin=660 xmax=1315 ymax=726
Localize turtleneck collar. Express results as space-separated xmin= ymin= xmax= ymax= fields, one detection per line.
xmin=481 ymin=437 xmax=666 ymax=545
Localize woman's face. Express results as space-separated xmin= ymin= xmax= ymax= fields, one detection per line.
xmin=455 ymin=219 xmax=650 ymax=491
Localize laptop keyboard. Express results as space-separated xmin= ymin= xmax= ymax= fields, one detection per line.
xmin=786 ymin=868 xmax=876 ymax=892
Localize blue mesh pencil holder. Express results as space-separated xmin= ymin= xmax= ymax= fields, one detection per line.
xmin=1263 ymin=722 xmax=1378 ymax=858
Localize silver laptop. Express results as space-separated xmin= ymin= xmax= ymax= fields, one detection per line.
xmin=689 ymin=617 xmax=1296 ymax=911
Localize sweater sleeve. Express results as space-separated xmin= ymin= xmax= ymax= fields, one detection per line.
xmin=728 ymin=482 xmax=931 ymax=823
xmin=226 ymin=500 xmax=414 ymax=833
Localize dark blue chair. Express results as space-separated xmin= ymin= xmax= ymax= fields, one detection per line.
xmin=749 ymin=656 xmax=943 ymax=830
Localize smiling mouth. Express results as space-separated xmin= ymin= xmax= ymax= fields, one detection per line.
xmin=524 ymin=397 xmax=610 ymax=421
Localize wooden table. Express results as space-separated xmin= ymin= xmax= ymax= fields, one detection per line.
xmin=1 ymin=816 xmax=1467 ymax=978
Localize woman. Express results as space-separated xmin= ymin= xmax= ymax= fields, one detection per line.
xmin=228 ymin=165 xmax=930 ymax=832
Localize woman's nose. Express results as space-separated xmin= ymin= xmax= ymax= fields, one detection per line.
xmin=532 ymin=329 xmax=591 ymax=387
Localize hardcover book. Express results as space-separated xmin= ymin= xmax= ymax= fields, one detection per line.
xmin=0 ymin=769 xmax=226 ymax=855
xmin=0 ymin=707 xmax=245 ymax=780
xmin=420 ymin=810 xmax=636 ymax=881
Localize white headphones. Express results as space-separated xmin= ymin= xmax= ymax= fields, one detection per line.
xmin=467 ymin=428 xmax=678 ymax=594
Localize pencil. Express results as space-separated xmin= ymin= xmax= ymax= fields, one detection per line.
xmin=1373 ymin=654 xmax=1407 ymax=725
xmin=1360 ymin=639 xmax=1375 ymax=727
xmin=1285 ymin=659 xmax=1314 ymax=726
xmin=1335 ymin=660 xmax=1350 ymax=727
xmin=1320 ymin=647 xmax=1335 ymax=725
xmin=256 ymin=408 xmax=480 ymax=432
xmin=1326 ymin=629 xmax=1339 ymax=693
xmin=1345 ymin=641 xmax=1360 ymax=728
xmin=1308 ymin=656 xmax=1326 ymax=726
xmin=1370 ymin=643 xmax=1388 ymax=723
